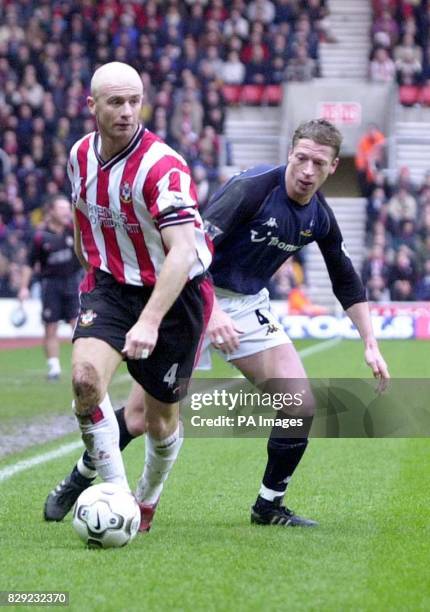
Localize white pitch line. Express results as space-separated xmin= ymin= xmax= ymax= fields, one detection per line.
xmin=0 ymin=440 xmax=82 ymax=483
xmin=232 ymin=336 xmax=342 ymax=377
xmin=0 ymin=338 xmax=342 ymax=484
xmin=298 ymin=336 xmax=342 ymax=358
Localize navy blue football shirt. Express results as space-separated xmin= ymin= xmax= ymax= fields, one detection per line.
xmin=203 ymin=164 xmax=365 ymax=309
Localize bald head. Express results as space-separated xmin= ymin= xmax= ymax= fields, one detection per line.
xmin=90 ymin=62 xmax=143 ymax=99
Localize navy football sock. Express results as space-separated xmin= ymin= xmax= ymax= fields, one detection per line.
xmin=260 ymin=427 xmax=309 ymax=500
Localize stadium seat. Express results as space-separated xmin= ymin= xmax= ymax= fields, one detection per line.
xmin=222 ymin=84 xmax=242 ymax=105
xmin=399 ymin=85 xmax=420 ymax=106
xmin=418 ymin=85 xmax=430 ymax=106
xmin=240 ymin=85 xmax=264 ymax=105
xmin=262 ymin=85 xmax=283 ymax=105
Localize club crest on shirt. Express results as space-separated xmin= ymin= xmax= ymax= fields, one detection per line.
xmin=119 ymin=181 xmax=132 ymax=204
xmin=79 ymin=309 xmax=97 ymax=327
xmin=300 ymin=218 xmax=315 ymax=238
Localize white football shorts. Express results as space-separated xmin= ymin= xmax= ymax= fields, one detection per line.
xmin=197 ymin=287 xmax=291 ymax=369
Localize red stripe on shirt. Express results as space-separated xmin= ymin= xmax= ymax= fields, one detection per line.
xmin=96 ymin=166 xmax=125 ymax=283
xmin=119 ymin=138 xmax=157 ymax=285
xmin=76 ymin=209 xmax=101 ymax=268
xmin=143 ymin=155 xmax=195 ymax=218
xmin=75 ymin=137 xmax=101 ymax=268
xmin=168 ymin=170 xmax=181 ymax=192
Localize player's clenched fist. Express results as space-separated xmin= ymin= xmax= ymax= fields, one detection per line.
xmin=122 ymin=319 xmax=159 ymax=360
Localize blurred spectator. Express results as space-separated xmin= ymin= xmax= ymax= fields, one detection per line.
xmin=367 ymin=275 xmax=391 ymax=301
xmin=192 ymin=163 xmax=211 ymax=210
xmin=285 ymin=45 xmax=317 ymax=81
xmin=274 ymin=0 xmax=298 ymax=25
xmin=369 ymin=47 xmax=396 ymax=82
xmin=372 ymin=9 xmax=399 ymax=49
xmin=288 ymin=285 xmax=328 ymax=315
xmin=366 ymin=186 xmax=388 ymax=233
xmin=244 ymin=44 xmax=270 ymax=84
xmin=395 ymin=47 xmax=422 ymax=85
xmin=392 ymin=219 xmax=417 ymax=251
xmin=386 ymin=186 xmax=417 ymax=233
xmin=355 ymin=125 xmax=386 ymax=196
xmin=221 ymin=51 xmax=246 ymax=84
xmin=306 ymin=0 xmax=336 ymax=43
xmin=394 ymin=32 xmax=422 ymax=65
xmin=247 ymin=0 xmax=276 ymax=25
xmin=223 ymin=8 xmax=249 ymax=39
xmin=415 ymin=259 xmax=430 ymax=300
xmin=388 ymin=249 xmax=417 ymax=300
xmin=362 ymin=244 xmax=390 ymax=286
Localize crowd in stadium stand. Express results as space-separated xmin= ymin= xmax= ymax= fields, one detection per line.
xmin=0 ymin=0 xmax=330 ymax=298
xmin=356 ymin=124 xmax=430 ymax=301
xmin=370 ymin=0 xmax=430 ymax=94
xmin=0 ymin=0 xmax=429 ymax=305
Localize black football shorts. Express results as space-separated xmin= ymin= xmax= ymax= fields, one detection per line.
xmin=73 ymin=269 xmax=213 ymax=403
xmin=41 ymin=273 xmax=81 ymax=324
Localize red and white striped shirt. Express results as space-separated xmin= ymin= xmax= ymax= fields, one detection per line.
xmin=68 ymin=126 xmax=212 ymax=286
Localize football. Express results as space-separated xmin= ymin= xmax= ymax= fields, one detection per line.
xmin=72 ymin=483 xmax=141 ymax=549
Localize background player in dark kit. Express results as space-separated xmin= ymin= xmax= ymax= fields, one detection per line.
xmin=19 ymin=195 xmax=81 ymax=380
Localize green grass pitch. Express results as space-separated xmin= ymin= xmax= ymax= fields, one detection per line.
xmin=0 ymin=340 xmax=429 ymax=611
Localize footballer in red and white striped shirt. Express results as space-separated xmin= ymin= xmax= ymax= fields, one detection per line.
xmin=64 ymin=62 xmax=214 ymax=509
xmin=68 ymin=123 xmax=212 ymax=287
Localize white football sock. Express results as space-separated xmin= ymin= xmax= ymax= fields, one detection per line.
xmin=75 ymin=394 xmax=129 ymax=490
xmin=77 ymin=455 xmax=97 ymax=479
xmin=135 ymin=426 xmax=183 ymax=504
xmin=259 ymin=482 xmax=288 ymax=502
xmin=47 ymin=357 xmax=61 ymax=375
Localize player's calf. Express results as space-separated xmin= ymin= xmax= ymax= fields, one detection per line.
xmin=72 ymin=362 xmax=103 ymax=416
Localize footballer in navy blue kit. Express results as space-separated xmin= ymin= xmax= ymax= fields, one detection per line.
xmin=19 ymin=195 xmax=81 ymax=380
xmin=44 ymin=119 xmax=390 ymax=529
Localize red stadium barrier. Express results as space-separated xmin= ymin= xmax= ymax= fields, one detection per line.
xmin=261 ymin=85 xmax=283 ymax=105
xmin=240 ymin=84 xmax=265 ymax=104
xmin=222 ymin=84 xmax=242 ymax=104
xmin=418 ymin=84 xmax=430 ymax=106
xmin=222 ymin=84 xmax=283 ymax=106
xmin=399 ymin=85 xmax=420 ymax=106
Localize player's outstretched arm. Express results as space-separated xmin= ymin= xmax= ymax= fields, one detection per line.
xmin=346 ymin=301 xmax=390 ymax=391
xmin=18 ymin=265 xmax=32 ymax=301
xmin=207 ymin=297 xmax=242 ymax=354
xmin=122 ymin=222 xmax=197 ymax=361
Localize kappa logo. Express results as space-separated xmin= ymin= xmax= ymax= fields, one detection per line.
xmin=119 ymin=181 xmax=132 ymax=204
xmin=79 ymin=309 xmax=97 ymax=327
xmin=263 ymin=217 xmax=278 ymax=228
xmin=266 ymin=323 xmax=281 ymax=336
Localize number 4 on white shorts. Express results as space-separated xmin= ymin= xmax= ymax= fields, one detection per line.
xmin=163 ymin=363 xmax=179 ymax=388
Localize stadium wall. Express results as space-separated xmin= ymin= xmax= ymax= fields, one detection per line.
xmin=282 ymin=81 xmax=395 ymax=155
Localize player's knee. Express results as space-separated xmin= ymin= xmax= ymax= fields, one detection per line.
xmin=145 ymin=411 xmax=178 ymax=440
xmin=72 ymin=362 xmax=102 ymax=415
xmin=124 ymin=396 xmax=146 ymax=436
xmin=295 ymin=393 xmax=316 ymax=418
xmin=280 ymin=393 xmax=315 ymax=418
xmin=125 ymin=411 xmax=147 ymax=437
